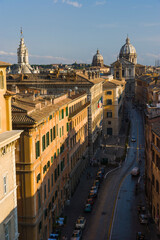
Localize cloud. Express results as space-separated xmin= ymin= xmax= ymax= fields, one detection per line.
xmin=62 ymin=0 xmax=82 ymax=8
xmin=0 ymin=50 xmax=16 ymax=56
xmin=95 ymin=1 xmax=106 ymax=6
xmin=29 ymin=54 xmax=73 ymax=63
xmin=145 ymin=53 xmax=160 ymax=59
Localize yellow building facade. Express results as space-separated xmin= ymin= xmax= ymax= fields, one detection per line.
xmin=0 ymin=61 xmax=22 ymax=240
xmin=103 ymin=75 xmax=125 ymax=136
xmin=12 ymin=91 xmax=89 ymax=240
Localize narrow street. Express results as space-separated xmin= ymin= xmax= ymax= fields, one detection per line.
xmin=60 ymin=100 xmax=159 ymax=240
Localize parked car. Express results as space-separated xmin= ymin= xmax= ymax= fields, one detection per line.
xmin=136 ymin=232 xmax=145 ymax=239
xmin=56 ymin=217 xmax=64 ymax=226
xmin=131 ymin=167 xmax=140 ymax=176
xmin=84 ymin=203 xmax=92 ymax=212
xmin=91 ymin=186 xmax=98 ymax=194
xmin=139 ymin=214 xmax=149 ymax=224
xmin=71 ymin=229 xmax=82 ymax=240
xmin=131 ymin=137 xmax=136 ymax=142
xmin=48 ymin=233 xmax=59 ymax=239
xmin=89 ymin=190 xmax=97 ymax=198
xmin=75 ymin=216 xmax=86 ymax=229
xmin=86 ymin=198 xmax=94 ymax=206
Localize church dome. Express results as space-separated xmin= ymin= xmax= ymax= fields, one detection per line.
xmin=92 ymin=49 xmax=104 ymax=67
xmin=119 ymin=37 xmax=137 ymax=64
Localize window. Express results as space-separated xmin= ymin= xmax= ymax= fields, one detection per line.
xmin=5 ymin=222 xmax=10 ymax=240
xmin=46 ymin=132 xmax=49 ymax=147
xmin=62 ymin=126 xmax=64 ymax=136
xmin=157 ymin=137 xmax=160 ymax=149
xmin=38 ymin=190 xmax=41 ymax=209
xmin=51 ymin=156 xmax=53 ymax=163
xmin=58 ymin=164 xmax=60 ymax=176
xmin=106 ymin=99 xmax=112 ymax=105
xmin=66 ymin=107 xmax=68 ymax=116
xmin=4 ymin=176 xmax=7 ymax=194
xmin=47 ymin=160 xmax=50 ymax=168
xmin=37 ymin=173 xmax=41 ymax=183
xmin=35 ymin=141 xmax=40 ymax=159
xmin=49 ymin=115 xmax=52 ymax=120
xmin=62 ymin=109 xmax=64 ymax=119
xmin=48 ymin=179 xmax=50 ymax=193
xmin=44 ymin=184 xmax=46 ymax=199
xmin=156 ymin=180 xmax=159 ymax=194
xmin=53 ymin=126 xmax=56 ymax=139
xmin=51 ymin=173 xmax=53 ymax=187
xmin=107 ymin=112 xmax=112 ymax=118
xmin=152 ymin=150 xmax=155 ymax=162
xmin=106 ymin=91 xmax=112 ymax=95
xmin=56 ymin=124 xmax=58 ymax=136
xmin=39 ymin=221 xmax=42 ymax=233
xmin=43 ymin=165 xmax=47 ymax=174
xmin=54 ymin=169 xmax=57 ymax=182
xmin=67 ymin=122 xmax=69 ymax=132
xmin=152 ymin=133 xmax=155 ymax=143
xmin=108 ymin=121 xmax=111 ymax=125
xmin=42 ymin=135 xmax=45 ymax=151
xmin=57 ymin=149 xmax=59 ymax=156
xmin=54 ymin=152 xmax=56 ymax=159
xmin=152 ymin=174 xmax=155 ymax=186
xmin=50 ymin=129 xmax=53 ymax=142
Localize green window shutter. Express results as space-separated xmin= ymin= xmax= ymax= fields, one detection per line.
xmin=53 ymin=126 xmax=56 ymax=139
xmin=54 ymin=152 xmax=56 ymax=159
xmin=49 ymin=115 xmax=52 ymax=120
xmin=50 ymin=129 xmax=53 ymax=142
xmin=42 ymin=135 xmax=45 ymax=151
xmin=66 ymin=107 xmax=68 ymax=116
xmin=67 ymin=122 xmax=69 ymax=132
xmin=51 ymin=156 xmax=53 ymax=163
xmin=57 ymin=149 xmax=59 ymax=156
xmin=60 ymin=128 xmax=61 ymax=137
xmin=46 ymin=132 xmax=49 ymax=147
xmin=62 ymin=109 xmax=64 ymax=119
xmin=59 ymin=111 xmax=61 ymax=120
xmin=56 ymin=124 xmax=58 ymax=136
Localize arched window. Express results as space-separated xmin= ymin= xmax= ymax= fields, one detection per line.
xmin=0 ymin=71 xmax=4 ymax=89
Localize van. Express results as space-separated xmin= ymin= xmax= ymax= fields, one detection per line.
xmin=131 ymin=167 xmax=140 ymax=176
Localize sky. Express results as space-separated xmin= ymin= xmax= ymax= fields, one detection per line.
xmin=0 ymin=0 xmax=160 ymax=66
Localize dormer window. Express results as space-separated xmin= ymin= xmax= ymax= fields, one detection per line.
xmin=0 ymin=71 xmax=4 ymax=89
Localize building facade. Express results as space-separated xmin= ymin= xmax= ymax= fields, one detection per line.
xmin=12 ymin=91 xmax=89 ymax=240
xmin=145 ymin=106 xmax=160 ymax=231
xmin=7 ymin=70 xmax=104 ymax=161
xmin=102 ymin=75 xmax=125 ymax=136
xmin=0 ymin=61 xmax=22 ymax=240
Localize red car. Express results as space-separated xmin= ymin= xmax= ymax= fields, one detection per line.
xmin=86 ymin=198 xmax=94 ymax=206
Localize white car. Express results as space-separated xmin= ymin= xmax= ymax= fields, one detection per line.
xmin=131 ymin=167 xmax=140 ymax=176
xmin=75 ymin=216 xmax=86 ymax=229
xmin=71 ymin=229 xmax=82 ymax=240
xmin=139 ymin=214 xmax=149 ymax=224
